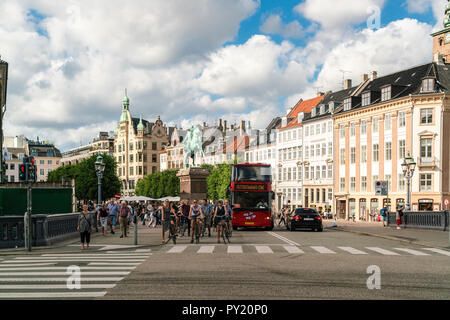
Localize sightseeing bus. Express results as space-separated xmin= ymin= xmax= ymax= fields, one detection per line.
xmin=229 ymin=163 xmax=274 ymax=230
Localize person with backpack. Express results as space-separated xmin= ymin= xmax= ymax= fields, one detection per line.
xmin=97 ymin=203 xmax=109 ymax=236
xmin=396 ymin=204 xmax=404 ymax=230
xmin=380 ymin=206 xmax=387 ymax=227
xmin=77 ymin=204 xmax=95 ymax=250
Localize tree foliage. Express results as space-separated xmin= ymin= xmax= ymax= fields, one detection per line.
xmin=135 ymin=170 xmax=180 ymax=199
xmin=206 ymin=163 xmax=231 ymax=201
xmin=48 ymin=154 xmax=121 ymax=202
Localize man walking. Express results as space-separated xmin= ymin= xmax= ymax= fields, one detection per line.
xmin=201 ymin=199 xmax=213 ymax=237
xmin=107 ymin=199 xmax=119 ymax=234
xmin=181 ymin=199 xmax=190 ymax=237
xmin=380 ymin=206 xmax=388 ymax=227
xmin=396 ymin=204 xmax=404 ymax=230
xmin=119 ymin=201 xmax=131 ymax=238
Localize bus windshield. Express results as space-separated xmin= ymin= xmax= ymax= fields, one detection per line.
xmin=232 ymin=165 xmax=271 ymax=182
xmin=232 ymin=192 xmax=270 ymax=210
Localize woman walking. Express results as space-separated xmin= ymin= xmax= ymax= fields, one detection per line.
xmin=160 ymin=200 xmax=172 ymax=244
xmin=77 ymin=204 xmax=94 ymax=250
xmin=97 ymin=203 xmax=109 ymax=236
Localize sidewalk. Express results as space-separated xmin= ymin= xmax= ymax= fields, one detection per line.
xmin=328 ymin=219 xmax=450 ymax=249
xmin=0 ymin=223 xmax=164 ymax=256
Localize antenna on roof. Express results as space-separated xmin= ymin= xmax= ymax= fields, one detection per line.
xmin=339 ymin=69 xmax=352 ymax=89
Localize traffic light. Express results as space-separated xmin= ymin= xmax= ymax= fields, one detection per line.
xmin=27 ymin=157 xmax=36 ymax=183
xmin=19 ymin=164 xmax=27 ymax=182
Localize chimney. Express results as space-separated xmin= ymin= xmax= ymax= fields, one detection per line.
xmin=223 ymin=120 xmax=227 ymax=131
xmin=344 ymin=79 xmax=352 ymax=89
xmin=361 ymin=74 xmax=369 ymax=83
xmin=370 ymin=71 xmax=377 ymax=81
xmin=317 ymin=92 xmax=325 ymax=97
xmin=219 ymin=119 xmax=223 ymax=129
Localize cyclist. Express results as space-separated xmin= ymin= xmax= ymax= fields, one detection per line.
xmin=224 ymin=199 xmax=233 ymax=235
xmin=160 ymin=200 xmax=172 ymax=244
xmin=213 ymin=200 xmax=229 ymax=244
xmin=201 ymin=199 xmax=213 ymax=237
xmin=189 ymin=200 xmax=204 ymax=243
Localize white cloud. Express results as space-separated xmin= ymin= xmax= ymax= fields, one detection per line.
xmin=294 ymin=0 xmax=385 ymax=30
xmin=405 ymin=0 xmax=447 ymax=30
xmin=260 ymin=14 xmax=304 ymax=38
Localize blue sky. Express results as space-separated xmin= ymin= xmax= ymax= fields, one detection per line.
xmin=0 ymin=0 xmax=447 ymax=151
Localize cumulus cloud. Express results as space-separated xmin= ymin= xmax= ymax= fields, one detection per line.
xmin=295 ymin=0 xmax=385 ymax=30
xmin=260 ymin=14 xmax=304 ymax=38
xmin=405 ymin=0 xmax=447 ymax=30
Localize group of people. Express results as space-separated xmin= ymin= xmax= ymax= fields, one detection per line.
xmin=76 ymin=198 xmax=234 ymax=249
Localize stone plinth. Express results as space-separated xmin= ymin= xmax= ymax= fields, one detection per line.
xmin=177 ymin=168 xmax=210 ymax=201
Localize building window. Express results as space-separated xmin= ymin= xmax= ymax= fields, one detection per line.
xmin=372 ymin=117 xmax=379 ymax=133
xmin=350 ymin=177 xmax=356 ymax=192
xmin=316 ymin=189 xmax=320 ymax=203
xmin=130 ymin=154 xmax=134 ymax=163
xmin=399 ymin=111 xmax=406 ymax=128
xmin=322 ymin=165 xmax=326 ymax=178
xmin=340 ymin=149 xmax=345 ymax=165
xmin=361 ymin=120 xmax=367 ymax=135
xmin=350 ymin=147 xmax=356 ymax=164
xmin=288 ymin=168 xmax=292 ymax=181
xmin=421 ymin=78 xmax=435 ymax=92
xmin=40 ymin=169 xmax=45 ymax=176
xmin=298 ymin=166 xmax=302 ymax=180
xmin=9 ymin=163 xmax=15 ymax=170
xmin=350 ymin=123 xmax=356 ymax=136
xmin=361 ymin=176 xmax=367 ymax=192
xmin=40 ymin=160 xmax=44 ymax=165
xmin=361 ymin=145 xmax=367 ymax=163
xmin=327 ymin=163 xmax=332 ymax=178
xmin=152 ymin=142 xmax=157 ymax=150
xmin=311 ymin=145 xmax=315 ymax=157
xmin=420 ymin=173 xmax=432 ymax=191
xmin=420 ymin=138 xmax=432 ymax=160
xmin=298 ymin=146 xmax=303 ymax=158
xmin=340 ymin=178 xmax=346 ymax=192
xmin=399 ymin=140 xmax=406 ymax=159
xmin=373 ymin=144 xmax=379 ymax=162
xmin=311 ymin=189 xmax=314 ymax=203
xmin=10 ymin=176 xmax=14 ymax=182
xmin=322 ymin=123 xmax=326 ymax=133
xmin=328 ymin=188 xmax=333 ymax=201
xmin=328 ymin=142 xmax=332 ymax=156
xmin=152 ymin=154 xmax=157 ymax=163
xmin=373 ymin=175 xmax=379 ymax=191
xmin=129 ymin=143 xmax=134 ymax=151
xmin=381 ymin=86 xmax=391 ymax=101
xmin=385 ymin=175 xmax=392 ymax=192
xmin=278 ymin=168 xmax=282 ymax=182
xmin=420 ymin=109 xmax=433 ymax=124
xmin=152 ymin=166 xmax=157 ymax=174
xmin=398 ymin=174 xmax=405 ymax=192
xmin=130 ymin=167 xmax=134 ymax=175
xmin=328 ymin=121 xmax=332 ymax=133
xmin=305 ymin=166 xmax=309 ymax=180
xmin=322 ymin=143 xmax=326 ymax=156
xmin=316 ymin=166 xmax=320 ymax=179
xmin=385 ymin=142 xmax=392 ymax=161
xmin=344 ymin=98 xmax=351 ymax=111
xmin=340 ymin=125 xmax=345 ymax=138
xmin=48 ymin=160 xmax=52 ymax=165
xmin=362 ymin=92 xmax=370 ymax=106
xmin=310 ymin=166 xmax=315 ymax=180
xmin=384 ymin=114 xmax=391 ymax=130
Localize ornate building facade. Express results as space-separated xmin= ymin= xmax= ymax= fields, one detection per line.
xmin=114 ymin=90 xmax=172 ymax=196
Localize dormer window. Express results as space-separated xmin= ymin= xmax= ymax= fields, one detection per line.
xmin=362 ymin=92 xmax=371 ymax=106
xmin=381 ymin=86 xmax=391 ymax=102
xmin=421 ymin=78 xmax=435 ymax=92
xmin=311 ymin=107 xmax=316 ymax=117
xmin=329 ymin=102 xmax=335 ymax=113
xmin=344 ymin=98 xmax=351 ymax=111
xmin=320 ymin=105 xmax=325 ymax=115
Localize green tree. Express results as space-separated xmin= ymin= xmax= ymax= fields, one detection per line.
xmin=206 ymin=163 xmax=231 ymax=201
xmin=135 ymin=170 xmax=180 ymax=198
xmin=74 ymin=154 xmax=121 ymax=201
xmin=47 ymin=164 xmax=79 ymax=183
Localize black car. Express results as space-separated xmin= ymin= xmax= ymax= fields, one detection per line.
xmin=286 ymin=208 xmax=323 ymax=232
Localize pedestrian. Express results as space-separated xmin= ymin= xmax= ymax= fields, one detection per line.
xmin=118 ymin=201 xmax=131 ymax=238
xmin=127 ymin=201 xmax=133 ymax=233
xmin=181 ymin=199 xmax=191 ymax=237
xmin=380 ymin=206 xmax=387 ymax=227
xmin=97 ymin=203 xmax=109 ymax=236
xmin=160 ymin=200 xmax=172 ymax=244
xmin=147 ymin=205 xmax=157 ymax=228
xmin=278 ymin=207 xmax=287 ymax=226
xmin=189 ymin=200 xmax=204 ymax=243
xmin=77 ymin=204 xmax=94 ymax=250
xmin=396 ymin=204 xmax=404 ymax=230
xmin=107 ymin=199 xmax=118 ymax=234
xmin=201 ymin=199 xmax=213 ymax=237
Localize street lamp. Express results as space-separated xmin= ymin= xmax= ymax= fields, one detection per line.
xmin=401 ymin=153 xmax=416 ymax=211
xmin=95 ymin=154 xmax=106 ymax=211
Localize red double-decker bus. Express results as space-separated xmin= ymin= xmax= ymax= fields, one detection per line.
xmin=230 ymin=163 xmax=274 ymax=230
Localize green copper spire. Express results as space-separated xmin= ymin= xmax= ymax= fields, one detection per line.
xmin=122 ymin=88 xmax=130 ymax=110
xmin=114 ymin=122 xmax=119 ymax=135
xmin=444 ymin=0 xmax=450 ymax=28
xmin=137 ymin=115 xmax=144 ymax=131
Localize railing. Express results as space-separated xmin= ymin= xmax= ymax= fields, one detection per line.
xmin=0 ymin=212 xmax=97 ymax=249
xmin=387 ymin=211 xmax=449 ymax=231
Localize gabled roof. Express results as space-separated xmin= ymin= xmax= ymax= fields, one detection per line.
xmin=280 ymin=95 xmax=324 ymax=129
xmin=222 ymin=136 xmax=249 ymax=153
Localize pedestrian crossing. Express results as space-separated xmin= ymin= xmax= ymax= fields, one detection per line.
xmin=0 ymin=249 xmax=152 ymax=299
xmin=157 ymin=244 xmax=450 ymax=257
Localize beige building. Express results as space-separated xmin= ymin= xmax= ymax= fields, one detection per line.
xmin=4 ymin=147 xmax=26 ymax=183
xmin=61 ymin=132 xmax=114 ymax=166
xmin=114 ymin=90 xmax=173 ymax=195
xmin=161 ymin=127 xmax=186 ymax=171
xmin=27 ymin=139 xmax=62 ymax=182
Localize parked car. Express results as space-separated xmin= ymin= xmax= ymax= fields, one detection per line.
xmin=287 ymin=208 xmax=323 ymax=232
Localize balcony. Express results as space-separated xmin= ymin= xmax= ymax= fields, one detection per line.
xmin=418 ymin=156 xmax=436 ymax=170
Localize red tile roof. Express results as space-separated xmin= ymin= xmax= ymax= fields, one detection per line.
xmin=280 ymin=95 xmax=324 ymax=129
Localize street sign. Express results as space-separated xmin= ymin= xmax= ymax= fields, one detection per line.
xmin=115 ymin=193 xmax=121 ymax=200
xmin=375 ymin=181 xmax=388 ymax=196
xmin=444 ymin=199 xmax=449 ymax=207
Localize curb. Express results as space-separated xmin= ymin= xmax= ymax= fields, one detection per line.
xmin=335 ymin=227 xmax=450 ymax=250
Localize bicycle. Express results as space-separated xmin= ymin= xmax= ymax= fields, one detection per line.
xmin=167 ymin=214 xmax=177 ymax=245
xmin=192 ymin=216 xmax=202 ymax=244
xmin=216 ymin=216 xmax=230 ymax=244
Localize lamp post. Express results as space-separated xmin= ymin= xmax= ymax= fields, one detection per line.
xmin=95 ymin=154 xmax=106 ymax=215
xmin=401 ymin=153 xmax=416 ymax=211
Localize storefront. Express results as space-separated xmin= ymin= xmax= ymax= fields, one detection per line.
xmin=349 ymin=199 xmax=356 ymax=219
xmin=418 ymin=199 xmax=434 ymax=211
xmin=370 ymin=199 xmax=379 ymax=221
xmin=359 ymin=199 xmax=367 ymax=221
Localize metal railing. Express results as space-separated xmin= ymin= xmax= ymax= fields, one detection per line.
xmin=387 ymin=211 xmax=449 ymax=231
xmin=0 ymin=212 xmax=97 ymax=248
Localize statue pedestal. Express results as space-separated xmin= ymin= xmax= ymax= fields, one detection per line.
xmin=177 ymin=168 xmax=210 ymax=201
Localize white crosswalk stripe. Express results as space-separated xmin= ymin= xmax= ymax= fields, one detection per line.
xmin=338 ymin=247 xmax=368 ymax=255
xmin=0 ymin=249 xmax=151 ymax=299
xmin=422 ymin=248 xmax=450 ymax=256
xmin=283 ymin=245 xmax=304 ymax=254
xmin=167 ymin=245 xmax=188 ymax=253
xmin=393 ymin=248 xmax=429 ymax=256
xmin=310 ymin=246 xmax=336 ymax=254
xmin=227 ymin=246 xmax=243 ymax=253
xmin=366 ymin=247 xmax=400 ymax=255
xmin=197 ymin=246 xmax=215 ymax=253
xmin=255 ymin=246 xmax=273 ymax=253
